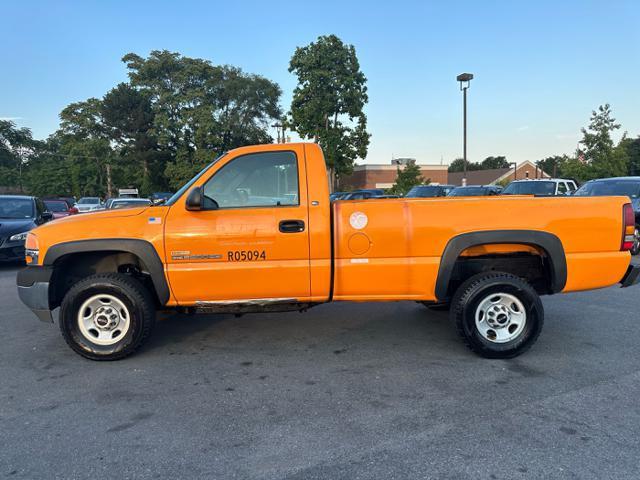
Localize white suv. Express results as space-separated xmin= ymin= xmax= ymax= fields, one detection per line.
xmin=502 ymin=179 xmax=578 ymax=196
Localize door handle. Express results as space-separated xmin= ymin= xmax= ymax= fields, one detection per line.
xmin=279 ymin=219 xmax=305 ymax=233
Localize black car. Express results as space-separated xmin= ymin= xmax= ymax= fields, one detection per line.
xmin=574 ymin=177 xmax=640 ymax=254
xmin=341 ymin=189 xmax=386 ymax=200
xmin=406 ymin=184 xmax=455 ymax=198
xmin=0 ymin=196 xmax=53 ymax=262
xmin=447 ymin=185 xmax=502 ymax=197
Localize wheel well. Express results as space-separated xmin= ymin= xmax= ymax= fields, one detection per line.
xmin=446 ymin=247 xmax=553 ymax=299
xmin=49 ymin=251 xmax=159 ymax=309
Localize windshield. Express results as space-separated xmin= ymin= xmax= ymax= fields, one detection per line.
xmin=574 ymin=180 xmax=640 ymax=199
xmin=502 ymin=181 xmax=556 ymax=195
xmin=0 ymin=198 xmax=34 ymax=219
xmin=44 ymin=201 xmax=68 ymax=212
xmin=448 ymin=187 xmax=487 ymax=197
xmin=165 ymin=153 xmax=226 ymax=206
xmin=406 ymin=186 xmax=442 ymax=198
xmin=78 ymin=197 xmax=100 ymax=204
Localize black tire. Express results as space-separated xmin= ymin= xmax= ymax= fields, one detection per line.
xmin=59 ymin=273 xmax=156 ymax=360
xmin=450 ymin=272 xmax=544 ymax=359
xmin=631 ymin=226 xmax=640 ymax=256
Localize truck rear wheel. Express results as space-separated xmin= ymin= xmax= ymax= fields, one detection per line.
xmin=59 ymin=273 xmax=155 ymax=360
xmin=450 ymin=272 xmax=544 ymax=358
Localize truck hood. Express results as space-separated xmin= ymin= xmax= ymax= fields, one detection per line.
xmin=34 ymin=206 xmax=151 ymax=235
xmin=71 ymin=206 xmax=149 ymax=220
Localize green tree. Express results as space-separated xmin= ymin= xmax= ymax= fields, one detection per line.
xmin=535 ymin=155 xmax=569 ymax=177
xmin=57 ymin=98 xmax=115 ymax=197
xmin=619 ymin=135 xmax=640 ymax=176
xmin=101 ymin=83 xmax=169 ymax=194
xmin=481 ymin=156 xmax=509 ymax=169
xmin=389 ymin=161 xmax=425 ymax=195
xmin=448 ymin=158 xmax=483 ymax=172
xmin=123 ymin=50 xmax=282 ymax=189
xmin=580 ymin=104 xmax=627 ymax=178
xmin=288 ymin=35 xmax=370 ymax=190
xmin=0 ymin=120 xmax=37 ymax=192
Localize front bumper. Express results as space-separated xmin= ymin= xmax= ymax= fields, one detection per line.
xmin=16 ymin=266 xmax=54 ymax=322
xmin=620 ymin=264 xmax=640 ymax=288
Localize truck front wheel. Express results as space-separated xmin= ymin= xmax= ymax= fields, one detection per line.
xmin=450 ymin=272 xmax=544 ymax=359
xmin=59 ymin=273 xmax=156 ymax=360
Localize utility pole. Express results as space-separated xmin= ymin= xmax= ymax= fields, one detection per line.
xmin=272 ymin=122 xmax=283 ymax=143
xmin=456 ymin=73 xmax=474 ymax=186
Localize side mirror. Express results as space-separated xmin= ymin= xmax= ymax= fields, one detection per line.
xmin=186 ymin=187 xmax=203 ymax=211
xmin=42 ymin=211 xmax=53 ymax=221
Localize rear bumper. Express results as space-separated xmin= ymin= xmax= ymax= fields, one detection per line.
xmin=16 ymin=266 xmax=54 ymax=322
xmin=620 ymin=264 xmax=640 ymax=288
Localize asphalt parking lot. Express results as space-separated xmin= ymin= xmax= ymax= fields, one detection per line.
xmin=2 ymin=261 xmax=640 ymax=479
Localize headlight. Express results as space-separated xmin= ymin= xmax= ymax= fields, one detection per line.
xmin=9 ymin=232 xmax=29 ymax=242
xmin=25 ymin=233 xmax=39 ymax=264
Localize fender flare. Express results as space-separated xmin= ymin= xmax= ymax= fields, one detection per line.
xmin=44 ymin=239 xmax=170 ymax=304
xmin=435 ymin=230 xmax=567 ymax=301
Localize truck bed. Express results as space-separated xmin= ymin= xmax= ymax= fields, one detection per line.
xmin=332 ymin=195 xmax=629 ymax=301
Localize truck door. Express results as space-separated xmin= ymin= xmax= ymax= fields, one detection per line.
xmin=164 ymin=146 xmax=311 ymax=304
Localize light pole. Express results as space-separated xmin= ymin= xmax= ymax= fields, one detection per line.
xmin=456 ymin=73 xmax=473 ymax=186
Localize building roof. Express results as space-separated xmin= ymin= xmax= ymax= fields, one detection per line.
xmin=353 ymin=164 xmax=448 ymax=171
xmin=447 ymin=161 xmax=549 ymax=186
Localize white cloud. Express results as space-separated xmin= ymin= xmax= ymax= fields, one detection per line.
xmin=0 ymin=117 xmax=23 ymax=121
xmin=516 ymin=125 xmax=529 ymax=131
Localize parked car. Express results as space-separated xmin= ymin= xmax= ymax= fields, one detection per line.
xmin=44 ymin=196 xmax=76 ymax=209
xmin=341 ymin=189 xmax=386 ymax=200
xmin=108 ymin=198 xmax=153 ymax=210
xmin=406 ymin=184 xmax=455 ymax=198
xmin=448 ymin=185 xmax=502 ymax=196
xmin=329 ymin=191 xmax=347 ymax=201
xmin=502 ymin=179 xmax=578 ymax=196
xmin=150 ymin=192 xmax=174 ymax=205
xmin=43 ymin=199 xmax=78 ymax=219
xmin=0 ymin=195 xmax=53 ymax=262
xmin=574 ymin=177 xmax=640 ymax=254
xmin=75 ymin=197 xmax=104 ymax=213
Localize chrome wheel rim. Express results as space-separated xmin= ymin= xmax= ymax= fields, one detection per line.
xmin=633 ymin=228 xmax=640 ymax=252
xmin=475 ymin=292 xmax=526 ymax=343
xmin=77 ymin=294 xmax=130 ymax=345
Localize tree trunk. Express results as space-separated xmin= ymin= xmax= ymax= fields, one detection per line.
xmin=327 ymin=165 xmax=335 ymax=193
xmin=106 ymin=163 xmax=113 ymax=198
xmin=143 ymin=156 xmax=149 ymax=190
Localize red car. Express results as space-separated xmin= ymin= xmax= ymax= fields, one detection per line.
xmin=44 ymin=199 xmax=78 ymax=219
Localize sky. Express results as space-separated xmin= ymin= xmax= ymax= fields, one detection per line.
xmin=2 ymin=0 xmax=639 ymax=166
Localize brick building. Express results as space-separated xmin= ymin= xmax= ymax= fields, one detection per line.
xmin=341 ymin=159 xmax=549 ymax=191
xmin=447 ymin=160 xmax=549 ymax=186
xmin=341 ymin=160 xmax=449 ymax=190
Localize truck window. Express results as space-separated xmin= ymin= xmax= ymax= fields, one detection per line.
xmin=203 ymin=151 xmax=299 ymax=208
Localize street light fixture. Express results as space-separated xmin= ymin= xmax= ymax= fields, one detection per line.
xmin=457 ymin=73 xmax=474 ymax=186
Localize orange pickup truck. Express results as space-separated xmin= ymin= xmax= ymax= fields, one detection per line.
xmin=17 ymin=143 xmax=640 ymax=360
